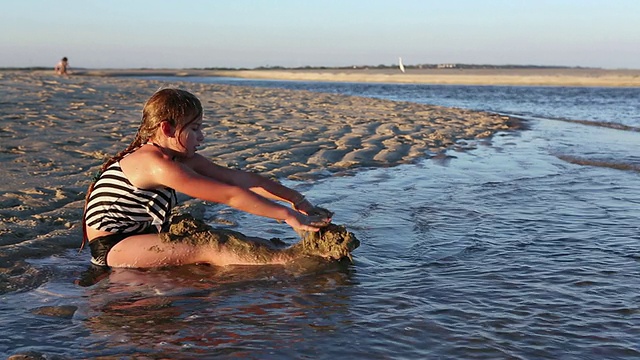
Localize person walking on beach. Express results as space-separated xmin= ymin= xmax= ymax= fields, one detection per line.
xmin=82 ymin=88 xmax=331 ymax=269
xmin=54 ymin=57 xmax=69 ymax=75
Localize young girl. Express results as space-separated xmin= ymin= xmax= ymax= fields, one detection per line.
xmin=82 ymin=88 xmax=331 ymax=268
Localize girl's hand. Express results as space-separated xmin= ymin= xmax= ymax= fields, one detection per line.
xmin=292 ymin=196 xmax=333 ymax=220
xmin=306 ymin=206 xmax=333 ymax=222
xmin=284 ymin=209 xmax=332 ymax=232
xmin=292 ymin=196 xmax=315 ymax=214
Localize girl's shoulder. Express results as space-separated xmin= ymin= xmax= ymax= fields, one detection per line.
xmin=120 ymin=145 xmax=177 ymax=188
xmin=121 ymin=145 xmax=165 ymax=165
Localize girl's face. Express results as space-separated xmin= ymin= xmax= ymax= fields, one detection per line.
xmin=177 ymin=116 xmax=205 ymax=158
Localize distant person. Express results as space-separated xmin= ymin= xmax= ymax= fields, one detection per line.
xmin=54 ymin=57 xmax=69 ymax=75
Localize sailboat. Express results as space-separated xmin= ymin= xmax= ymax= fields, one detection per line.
xmin=398 ymin=57 xmax=405 ymax=73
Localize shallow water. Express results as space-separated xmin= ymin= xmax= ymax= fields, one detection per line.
xmin=149 ymin=76 xmax=640 ymax=127
xmin=3 ymin=81 xmax=640 ymax=359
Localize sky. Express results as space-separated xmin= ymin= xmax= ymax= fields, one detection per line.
xmin=2 ymin=0 xmax=639 ymax=69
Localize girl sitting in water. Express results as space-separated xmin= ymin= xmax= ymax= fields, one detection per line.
xmin=82 ymin=88 xmax=332 ymax=268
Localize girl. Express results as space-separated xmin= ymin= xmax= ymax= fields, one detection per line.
xmin=82 ymin=88 xmax=331 ymax=268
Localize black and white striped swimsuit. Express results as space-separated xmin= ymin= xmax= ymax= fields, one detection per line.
xmin=84 ymin=162 xmax=177 ymax=235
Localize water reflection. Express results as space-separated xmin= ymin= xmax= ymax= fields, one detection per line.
xmin=81 ymin=262 xmax=356 ymax=357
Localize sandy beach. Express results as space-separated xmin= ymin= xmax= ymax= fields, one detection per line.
xmin=81 ymin=67 xmax=640 ymax=87
xmin=1 ymin=69 xmax=519 ymax=269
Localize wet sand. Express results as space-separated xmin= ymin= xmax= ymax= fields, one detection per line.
xmin=0 ymin=69 xmax=520 ymax=269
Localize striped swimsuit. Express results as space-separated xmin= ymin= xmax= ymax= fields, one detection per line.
xmin=85 ymin=162 xmax=177 ymax=234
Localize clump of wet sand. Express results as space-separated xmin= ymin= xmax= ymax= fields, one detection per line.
xmin=162 ymin=213 xmax=359 ymax=264
xmin=291 ymin=223 xmax=360 ymax=262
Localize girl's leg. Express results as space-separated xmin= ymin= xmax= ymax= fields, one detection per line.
xmin=106 ymin=233 xmax=289 ymax=268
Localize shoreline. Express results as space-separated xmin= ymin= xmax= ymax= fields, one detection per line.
xmin=71 ymin=67 xmax=640 ymax=87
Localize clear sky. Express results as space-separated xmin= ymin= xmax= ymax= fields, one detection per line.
xmin=2 ymin=0 xmax=639 ymax=69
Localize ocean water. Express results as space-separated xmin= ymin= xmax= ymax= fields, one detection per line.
xmin=2 ymin=79 xmax=640 ymax=359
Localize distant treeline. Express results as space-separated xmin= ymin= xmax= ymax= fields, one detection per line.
xmin=1 ymin=64 xmax=593 ymax=71
xmin=240 ymin=64 xmax=587 ymax=71
xmin=0 ymin=67 xmax=51 ymax=71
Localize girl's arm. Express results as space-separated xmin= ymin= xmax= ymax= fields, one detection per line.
xmin=184 ymin=154 xmax=317 ymax=213
xmin=146 ymin=155 xmax=323 ymax=231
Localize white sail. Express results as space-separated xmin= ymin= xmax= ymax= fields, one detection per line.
xmin=398 ymin=57 xmax=405 ymax=73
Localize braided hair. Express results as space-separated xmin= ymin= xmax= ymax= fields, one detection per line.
xmin=80 ymin=88 xmax=203 ymax=249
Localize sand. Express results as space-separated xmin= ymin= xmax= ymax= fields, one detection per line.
xmin=162 ymin=213 xmax=359 ymax=264
xmin=0 ymin=69 xmax=522 ymax=271
xmin=80 ymin=67 xmax=640 ymax=87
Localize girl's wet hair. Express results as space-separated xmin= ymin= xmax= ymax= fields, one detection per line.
xmin=138 ymin=88 xmax=203 ymax=147
xmin=81 ymin=88 xmax=203 ymax=248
